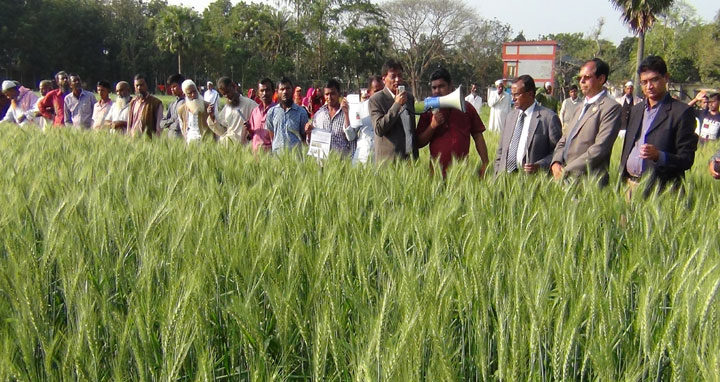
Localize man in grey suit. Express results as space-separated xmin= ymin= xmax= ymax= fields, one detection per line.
xmin=551 ymin=58 xmax=621 ymax=186
xmin=369 ymin=59 xmax=418 ymax=162
xmin=494 ymin=74 xmax=562 ymax=176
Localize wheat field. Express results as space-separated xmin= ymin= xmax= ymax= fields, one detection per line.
xmin=0 ymin=124 xmax=719 ymax=381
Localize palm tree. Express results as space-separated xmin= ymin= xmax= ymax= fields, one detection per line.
xmin=154 ymin=6 xmax=200 ymax=74
xmin=610 ymin=0 xmax=674 ymax=92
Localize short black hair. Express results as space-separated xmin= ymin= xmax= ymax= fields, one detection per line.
xmin=133 ymin=74 xmax=147 ymax=82
xmin=259 ymin=77 xmax=274 ymax=90
xmin=55 ymin=71 xmax=68 ymax=81
xmin=637 ymin=55 xmax=668 ymax=76
xmin=324 ymin=78 xmax=341 ymax=93
xmin=429 ymin=67 xmax=452 ymax=85
xmin=381 ymin=59 xmax=403 ymax=76
xmin=167 ymin=73 xmax=185 ymax=86
xmin=278 ymin=76 xmax=293 ymax=88
xmin=69 ymin=73 xmax=80 ymax=80
xmin=367 ymin=75 xmax=382 ymax=88
xmin=708 ymin=92 xmax=720 ymax=101
xmin=585 ymin=58 xmax=609 ymax=84
xmin=216 ymin=77 xmax=235 ymax=90
xmin=569 ymin=84 xmax=578 ymax=91
xmin=96 ymin=80 xmax=111 ymax=90
xmin=513 ymin=75 xmax=536 ymax=94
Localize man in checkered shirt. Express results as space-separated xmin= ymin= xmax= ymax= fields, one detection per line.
xmin=307 ymin=79 xmax=356 ymax=157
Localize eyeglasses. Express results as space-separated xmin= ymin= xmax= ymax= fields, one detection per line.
xmin=576 ymin=75 xmax=595 ymax=82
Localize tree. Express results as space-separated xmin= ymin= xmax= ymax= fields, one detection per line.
xmin=384 ymin=0 xmax=478 ymax=96
xmin=609 ymin=0 xmax=674 ymax=94
xmin=153 ymin=5 xmax=201 ymax=74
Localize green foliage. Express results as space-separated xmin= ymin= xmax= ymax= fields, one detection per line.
xmin=1 ymin=124 xmax=719 ymax=380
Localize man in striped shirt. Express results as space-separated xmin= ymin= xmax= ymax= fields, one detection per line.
xmin=307 ymin=79 xmax=355 ymax=157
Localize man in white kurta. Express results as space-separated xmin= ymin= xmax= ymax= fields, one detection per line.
xmin=465 ymin=83 xmax=483 ymax=115
xmin=207 ymin=77 xmax=257 ymax=143
xmin=487 ymin=79 xmax=511 ymax=132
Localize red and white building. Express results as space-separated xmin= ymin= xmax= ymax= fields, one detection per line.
xmin=502 ymin=41 xmax=558 ymax=87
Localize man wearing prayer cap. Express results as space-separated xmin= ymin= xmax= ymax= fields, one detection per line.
xmin=487 ymin=79 xmax=511 ymax=132
xmin=1 ymin=80 xmax=40 ymax=126
xmin=535 ymin=81 xmax=559 ymax=113
xmin=203 ymin=81 xmax=220 ymax=118
xmin=615 ymin=80 xmax=643 ymax=132
xmin=177 ymin=79 xmax=224 ymax=142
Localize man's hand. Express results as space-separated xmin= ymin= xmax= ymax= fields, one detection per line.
xmin=695 ymin=90 xmax=707 ymax=102
xmin=551 ymin=162 xmax=564 ymax=180
xmin=207 ymin=104 xmax=215 ymax=121
xmin=478 ymin=162 xmax=488 ymax=178
xmin=523 ymin=163 xmax=539 ymax=174
xmin=341 ymin=98 xmax=349 ymax=114
xmin=429 ymin=110 xmax=445 ymax=130
xmin=639 ymin=144 xmax=660 ymax=162
xmin=394 ymin=91 xmax=407 ymax=106
xmin=305 ymin=120 xmax=314 ymax=134
xmin=709 ymin=159 xmax=720 ymax=179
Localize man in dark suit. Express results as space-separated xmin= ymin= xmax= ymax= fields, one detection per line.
xmin=494 ymin=74 xmax=562 ymax=176
xmin=369 ymin=59 xmax=418 ymax=162
xmin=551 ymin=58 xmax=621 ymax=186
xmin=619 ymin=55 xmax=698 ymax=196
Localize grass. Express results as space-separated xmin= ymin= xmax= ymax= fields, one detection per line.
xmin=0 ymin=123 xmax=719 ymax=381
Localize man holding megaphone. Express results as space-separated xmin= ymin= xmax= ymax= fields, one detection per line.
xmin=416 ymin=67 xmax=490 ymax=177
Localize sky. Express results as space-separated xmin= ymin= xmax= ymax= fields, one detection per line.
xmin=167 ymin=0 xmax=719 ymax=45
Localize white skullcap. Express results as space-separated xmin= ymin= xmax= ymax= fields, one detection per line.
xmin=2 ymin=80 xmax=19 ymax=92
xmin=495 ymin=80 xmax=503 ymax=86
xmin=625 ymin=81 xmax=633 ymax=87
xmin=182 ymin=79 xmax=197 ymax=92
xmin=544 ymin=81 xmax=552 ymax=88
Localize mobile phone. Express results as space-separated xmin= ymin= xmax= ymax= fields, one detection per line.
xmin=398 ymin=85 xmax=405 ymax=93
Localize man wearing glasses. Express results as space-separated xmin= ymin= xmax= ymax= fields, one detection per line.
xmin=551 ymin=58 xmax=621 ymax=186
xmin=619 ymin=55 xmax=697 ymax=196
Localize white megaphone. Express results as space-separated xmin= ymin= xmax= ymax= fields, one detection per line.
xmin=414 ymin=85 xmax=466 ymax=114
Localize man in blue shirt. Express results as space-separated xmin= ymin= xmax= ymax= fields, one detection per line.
xmin=64 ymin=74 xmax=96 ymax=129
xmin=265 ymin=77 xmax=308 ymax=152
xmin=619 ymin=55 xmax=698 ymax=196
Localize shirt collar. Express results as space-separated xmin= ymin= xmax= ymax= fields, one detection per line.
xmin=645 ymin=92 xmax=671 ymax=110
xmin=584 ymin=89 xmax=606 ymax=105
xmin=522 ymin=101 xmax=537 ymax=117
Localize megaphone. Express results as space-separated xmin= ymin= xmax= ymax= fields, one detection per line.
xmin=414 ymin=85 xmax=466 ymax=114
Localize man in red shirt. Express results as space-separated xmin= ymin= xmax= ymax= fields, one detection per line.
xmin=416 ymin=67 xmax=489 ymax=176
xmin=37 ymin=71 xmax=70 ymax=126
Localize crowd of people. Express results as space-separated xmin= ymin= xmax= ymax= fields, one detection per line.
xmin=1 ymin=55 xmax=720 ymax=194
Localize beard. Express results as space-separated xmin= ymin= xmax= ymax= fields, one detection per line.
xmin=115 ymin=96 xmax=130 ymax=109
xmin=186 ymin=98 xmax=205 ymax=114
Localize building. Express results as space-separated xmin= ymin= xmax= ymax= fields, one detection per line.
xmin=502 ymin=41 xmax=558 ymax=88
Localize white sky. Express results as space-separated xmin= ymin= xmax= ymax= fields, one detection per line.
xmin=168 ymin=0 xmax=719 ymax=45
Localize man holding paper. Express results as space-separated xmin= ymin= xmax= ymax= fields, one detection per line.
xmin=307 ymin=79 xmax=355 ymax=157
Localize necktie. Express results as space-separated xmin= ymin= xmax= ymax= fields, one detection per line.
xmin=563 ymin=103 xmax=591 ymax=162
xmin=506 ymin=111 xmax=526 ymax=172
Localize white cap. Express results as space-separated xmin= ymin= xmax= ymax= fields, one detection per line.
xmin=544 ymin=81 xmax=552 ymax=88
xmin=182 ymin=79 xmax=197 ymax=92
xmin=495 ymin=79 xmax=503 ymax=86
xmin=625 ymin=81 xmax=633 ymax=88
xmin=2 ymin=80 xmax=19 ymax=92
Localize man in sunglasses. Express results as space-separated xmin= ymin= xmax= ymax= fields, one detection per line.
xmin=551 ymin=58 xmax=621 ymax=186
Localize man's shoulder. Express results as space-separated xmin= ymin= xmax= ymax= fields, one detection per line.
xmin=533 ymin=103 xmax=557 ymax=117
